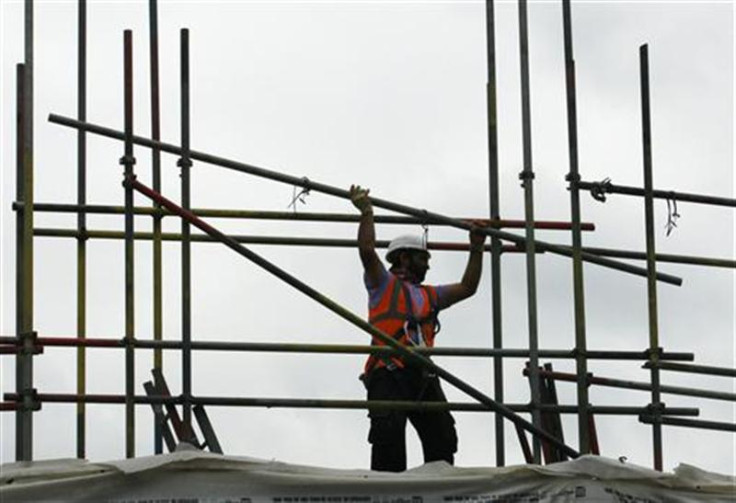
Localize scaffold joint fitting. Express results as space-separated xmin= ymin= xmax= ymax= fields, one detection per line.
xmin=122 ymin=173 xmax=138 ymax=188
xmin=645 ymin=347 xmax=663 ymax=361
xmin=19 ymin=331 xmax=38 ymax=355
xmin=518 ymin=170 xmax=535 ymax=181
xmin=21 ymin=388 xmax=41 ymax=412
xmin=642 ymin=402 xmax=665 ymax=423
xmin=565 ymin=172 xmax=581 ymax=184
xmin=585 ymin=372 xmax=594 ymax=387
xmin=119 ymin=155 xmax=136 ymax=166
xmin=177 ymin=157 xmax=193 ymax=169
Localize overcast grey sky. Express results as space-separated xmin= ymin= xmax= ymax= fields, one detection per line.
xmin=1 ymin=0 xmax=734 ymax=475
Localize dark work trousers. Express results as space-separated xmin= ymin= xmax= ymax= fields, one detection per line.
xmin=365 ymin=365 xmax=457 ymax=472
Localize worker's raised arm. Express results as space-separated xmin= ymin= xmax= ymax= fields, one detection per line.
xmin=437 ymin=223 xmax=487 ymax=310
xmin=350 ymin=185 xmax=384 ymax=288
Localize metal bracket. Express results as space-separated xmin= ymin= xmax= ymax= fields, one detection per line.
xmin=119 ymin=155 xmax=136 ymax=166
xmin=121 ymin=173 xmax=138 ymax=188
xmin=641 ymin=402 xmax=666 ymax=424
xmin=20 ymin=388 xmax=41 ymax=412
xmin=177 ymin=157 xmax=193 ymax=169
xmin=19 ymin=330 xmax=38 ymax=355
xmin=645 ymin=346 xmax=664 ymax=360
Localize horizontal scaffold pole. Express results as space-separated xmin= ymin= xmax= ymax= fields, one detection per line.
xmin=578 ymin=180 xmax=736 ymax=208
xmin=0 ymin=393 xmax=699 ymax=416
xmin=526 ymin=367 xmax=736 ymax=402
xmin=48 ymin=114 xmax=683 ymax=286
xmin=14 ymin=202 xmax=595 ymax=231
xmin=126 ymin=175 xmax=581 ymax=458
xmin=0 ymin=335 xmax=695 ymax=361
xmin=639 ymin=416 xmax=736 ymax=432
xmin=31 ymin=227 xmax=736 ymax=269
xmin=643 ymin=361 xmax=736 ymax=378
xmin=32 ymin=228 xmax=528 ymax=254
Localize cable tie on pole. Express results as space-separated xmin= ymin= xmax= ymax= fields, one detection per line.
xmin=665 ymin=193 xmax=680 ymax=237
xmin=288 ymin=177 xmax=311 ymax=213
xmin=177 ymin=157 xmax=193 ymax=169
xmin=421 ymin=217 xmax=429 ymax=249
xmin=590 ymin=177 xmax=612 ymax=202
xmin=565 ymin=172 xmax=581 ymax=184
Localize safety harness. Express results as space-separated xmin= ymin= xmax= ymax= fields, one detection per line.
xmin=363 ymin=275 xmax=441 ymax=376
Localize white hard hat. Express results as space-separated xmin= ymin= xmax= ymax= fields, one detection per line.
xmin=385 ymin=234 xmax=429 ymax=263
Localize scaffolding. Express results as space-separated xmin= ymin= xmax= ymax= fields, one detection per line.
xmin=2 ymin=0 xmax=734 ymax=472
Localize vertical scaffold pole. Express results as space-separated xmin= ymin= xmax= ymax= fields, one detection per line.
xmin=15 ymin=62 xmax=24 ymax=458
xmin=485 ymin=0 xmax=505 ymax=467
xmin=16 ymin=0 xmax=35 ymax=462
xmin=76 ymin=0 xmax=88 ymax=460
xmin=148 ymin=0 xmax=164 ymax=455
xmin=639 ymin=44 xmax=663 ymax=471
xmin=179 ymin=28 xmax=195 ymax=443
xmin=15 ymin=61 xmax=33 ymax=462
xmin=517 ymin=0 xmax=542 ymax=463
xmin=561 ymin=0 xmax=590 ymax=454
xmin=122 ymin=29 xmax=137 ymax=459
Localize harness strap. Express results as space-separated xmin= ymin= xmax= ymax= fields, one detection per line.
xmin=365 ymin=277 xmax=442 ymax=374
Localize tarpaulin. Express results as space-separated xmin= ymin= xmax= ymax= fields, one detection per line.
xmin=1 ymin=447 xmax=734 ymax=502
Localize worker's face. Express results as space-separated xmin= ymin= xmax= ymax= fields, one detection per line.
xmin=404 ymin=250 xmax=430 ymax=283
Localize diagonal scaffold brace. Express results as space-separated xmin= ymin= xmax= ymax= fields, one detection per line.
xmin=49 ymin=114 xmax=683 ymax=286
xmin=123 ymin=173 xmax=581 ymax=459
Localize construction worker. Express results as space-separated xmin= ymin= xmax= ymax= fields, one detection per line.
xmin=349 ymin=184 xmax=487 ymax=472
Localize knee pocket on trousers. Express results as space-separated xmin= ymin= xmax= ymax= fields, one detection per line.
xmin=443 ymin=415 xmax=458 ymax=453
xmin=426 ymin=412 xmax=458 ymax=455
xmin=368 ymin=412 xmax=403 ymax=445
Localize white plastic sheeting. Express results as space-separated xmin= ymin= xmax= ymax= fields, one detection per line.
xmin=1 ymin=449 xmax=734 ymax=502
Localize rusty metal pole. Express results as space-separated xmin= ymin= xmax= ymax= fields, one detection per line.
xmin=18 ymin=203 xmax=596 ymax=230
xmin=561 ymin=0 xmax=590 ymax=455
xmin=76 ymin=0 xmax=88 ymax=460
xmin=122 ymin=29 xmax=136 ymax=459
xmin=639 ymin=44 xmax=663 ymax=471
xmin=148 ymin=0 xmax=164 ymax=455
xmin=179 ymin=27 xmax=195 ymax=445
xmin=517 ymin=0 xmax=542 ymax=463
xmin=485 ymin=0 xmax=505 ymax=467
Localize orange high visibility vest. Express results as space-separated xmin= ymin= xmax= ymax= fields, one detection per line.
xmin=364 ymin=273 xmax=440 ymax=373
